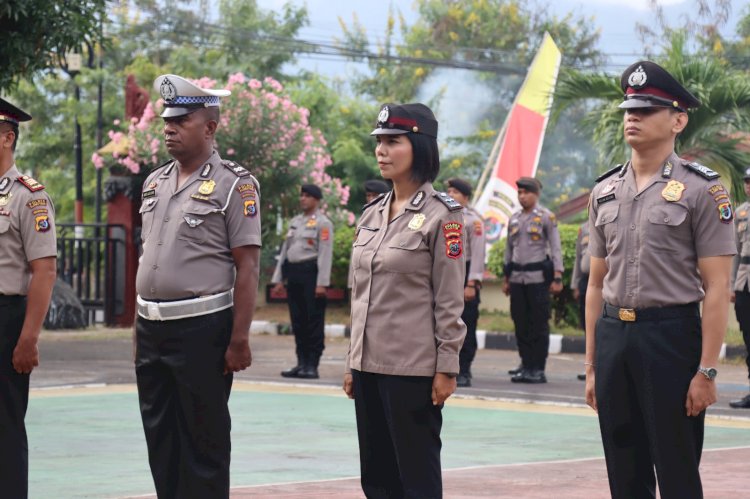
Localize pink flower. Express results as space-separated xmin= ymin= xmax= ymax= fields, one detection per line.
xmin=347 ymin=212 xmax=356 ymax=225
xmin=227 ymin=72 xmax=246 ymax=87
xmin=227 ymin=148 xmax=236 ymax=155
xmin=113 ymin=119 xmax=121 ymax=126
xmin=248 ymin=79 xmax=262 ymax=90
xmin=91 ymin=153 xmax=105 ymax=169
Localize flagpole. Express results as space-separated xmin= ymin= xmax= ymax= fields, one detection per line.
xmin=472 ymin=118 xmax=508 ymax=204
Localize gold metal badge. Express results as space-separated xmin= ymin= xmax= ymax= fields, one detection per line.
xmin=198 ymin=179 xmax=216 ymax=195
xmin=0 ymin=193 xmax=11 ymax=206
xmin=661 ymin=180 xmax=685 ymax=202
xmin=408 ymin=213 xmax=426 ymax=230
xmin=618 ymin=308 xmax=636 ymax=321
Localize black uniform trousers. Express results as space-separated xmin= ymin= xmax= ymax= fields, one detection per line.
xmin=595 ymin=305 xmax=704 ymax=499
xmin=135 ymin=308 xmax=234 ymax=499
xmin=351 ymin=370 xmax=442 ymax=499
xmin=735 ymin=285 xmax=750 ymax=379
xmin=577 ymin=273 xmax=589 ymax=331
xmin=509 ymin=282 xmax=550 ymax=371
xmin=286 ymin=260 xmax=326 ymax=367
xmin=459 ymin=260 xmax=480 ymax=376
xmin=0 ymin=295 xmax=29 ymax=499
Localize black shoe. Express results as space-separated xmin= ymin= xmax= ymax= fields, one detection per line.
xmin=297 ymin=365 xmax=319 ymax=379
xmin=511 ymin=369 xmax=547 ymax=384
xmin=281 ymin=365 xmax=303 ymax=378
xmin=577 ymin=373 xmax=587 ymax=381
xmin=508 ymin=364 xmax=524 ymax=375
xmin=729 ymin=394 xmax=750 ymax=408
xmin=456 ymin=373 xmax=471 ymax=387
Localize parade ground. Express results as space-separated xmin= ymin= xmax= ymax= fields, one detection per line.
xmin=28 ymin=330 xmax=750 ymax=498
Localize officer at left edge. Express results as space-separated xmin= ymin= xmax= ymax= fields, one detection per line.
xmin=134 ymin=74 xmax=261 ymax=498
xmin=0 ymin=98 xmax=57 ymax=499
xmin=730 ymin=167 xmax=750 ymax=408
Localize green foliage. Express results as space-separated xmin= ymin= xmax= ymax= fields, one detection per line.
xmin=331 ymin=224 xmax=356 ymax=289
xmin=0 ymin=0 xmax=105 ymax=91
xmin=487 ymin=222 xmax=582 ymax=327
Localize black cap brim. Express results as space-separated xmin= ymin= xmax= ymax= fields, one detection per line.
xmin=370 ymin=127 xmax=409 ymax=136
xmin=618 ymin=98 xmax=674 ymax=110
xmin=160 ymin=106 xmax=202 ymax=118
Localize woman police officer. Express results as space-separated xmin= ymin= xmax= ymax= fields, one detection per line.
xmin=342 ymin=103 xmax=467 ymax=498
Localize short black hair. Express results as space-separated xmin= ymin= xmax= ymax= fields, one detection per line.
xmin=406 ymin=132 xmax=439 ymax=184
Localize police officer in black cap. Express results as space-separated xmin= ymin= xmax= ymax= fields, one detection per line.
xmin=272 ymin=184 xmax=334 ymax=379
xmin=363 ymin=179 xmax=390 ymax=203
xmin=446 ymin=177 xmax=485 ymax=387
xmin=586 ymin=61 xmax=735 ymax=498
xmin=0 ymin=98 xmax=57 ymax=499
xmin=730 ymin=167 xmax=750 ymax=408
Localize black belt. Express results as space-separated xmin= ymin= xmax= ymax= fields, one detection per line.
xmin=0 ymin=295 xmax=25 ymax=304
xmin=286 ymin=259 xmax=317 ymax=270
xmin=510 ymin=261 xmax=547 ymax=272
xmin=603 ymin=302 xmax=699 ymax=322
xmin=741 ymin=256 xmax=750 ymax=264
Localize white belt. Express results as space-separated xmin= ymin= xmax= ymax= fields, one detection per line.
xmin=136 ymin=291 xmax=233 ymax=321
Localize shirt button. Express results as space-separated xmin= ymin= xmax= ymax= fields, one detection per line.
xmin=630 ymin=224 xmax=636 ymax=230
xmin=164 ymin=217 xmax=170 ymax=222
xmin=628 ymin=292 xmax=634 ymax=297
xmin=629 ymin=257 xmax=635 ymax=263
xmin=150 ymin=288 xmax=156 ymax=294
xmin=157 ymin=241 xmax=163 ymax=246
xmin=400 ymin=242 xmax=405 ymax=247
xmin=664 ymin=217 xmax=670 ymax=223
xmin=152 ymin=265 xmax=158 ymax=270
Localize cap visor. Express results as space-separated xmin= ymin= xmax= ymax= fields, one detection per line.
xmin=618 ymin=98 xmax=671 ymax=110
xmin=370 ymin=127 xmax=409 ymax=136
xmin=160 ymin=106 xmax=201 ymax=118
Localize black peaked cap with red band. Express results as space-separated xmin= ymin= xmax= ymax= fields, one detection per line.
xmin=0 ymin=97 xmax=32 ymax=125
xmin=619 ymin=61 xmax=701 ymax=112
xmin=370 ymin=103 xmax=438 ymax=138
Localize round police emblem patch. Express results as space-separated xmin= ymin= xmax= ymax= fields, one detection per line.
xmin=627 ymin=65 xmax=648 ymax=89
xmin=377 ymin=106 xmax=389 ymax=124
xmin=160 ymin=77 xmax=177 ymax=103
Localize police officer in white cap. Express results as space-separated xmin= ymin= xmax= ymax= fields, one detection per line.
xmin=135 ymin=75 xmax=262 ymax=498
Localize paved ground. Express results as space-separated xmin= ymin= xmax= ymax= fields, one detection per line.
xmin=25 ymin=329 xmax=750 ymax=498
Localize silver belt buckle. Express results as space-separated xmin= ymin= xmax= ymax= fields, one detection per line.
xmin=147 ymin=302 xmax=162 ymax=321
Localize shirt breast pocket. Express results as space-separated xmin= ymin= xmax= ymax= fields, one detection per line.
xmin=352 ymin=228 xmax=378 ymax=270
xmin=139 ymin=198 xmax=159 ymax=241
xmin=646 ymin=204 xmax=690 ymax=253
xmin=384 ymin=232 xmax=429 ymax=274
xmin=527 ymin=222 xmax=544 ymax=243
xmin=595 ymin=204 xmax=620 ymax=250
xmin=178 ymin=203 xmax=217 ymax=244
xmin=0 ymin=217 xmax=10 ymax=235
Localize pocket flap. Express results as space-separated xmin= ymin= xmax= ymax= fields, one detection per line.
xmin=595 ymin=204 xmax=619 ymax=226
xmin=139 ymin=198 xmax=158 ymax=213
xmin=388 ymin=232 xmax=423 ymax=251
xmin=648 ymin=205 xmax=687 ymax=226
xmin=353 ymin=228 xmax=378 ymax=247
xmin=182 ymin=202 xmax=218 ymax=216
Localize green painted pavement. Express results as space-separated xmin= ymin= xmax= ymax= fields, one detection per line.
xmin=26 ymin=388 xmax=750 ymax=498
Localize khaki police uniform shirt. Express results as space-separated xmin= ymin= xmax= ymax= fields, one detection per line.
xmin=571 ymin=221 xmax=591 ymax=290
xmin=346 ymin=184 xmax=467 ymax=376
xmin=504 ymin=204 xmax=563 ymax=284
xmin=135 ymin=151 xmax=262 ymax=300
xmin=732 ymin=201 xmax=750 ymax=292
xmin=464 ymin=206 xmax=486 ymax=282
xmin=0 ymin=166 xmax=57 ymax=296
xmin=588 ymin=154 xmax=736 ymax=308
xmin=271 ymin=209 xmax=334 ymax=287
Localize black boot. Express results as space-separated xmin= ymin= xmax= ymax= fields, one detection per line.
xmin=456 ymin=373 xmax=471 ymax=387
xmin=298 ymin=354 xmax=320 ymax=379
xmin=281 ymin=355 xmax=304 ymax=378
xmin=729 ymin=393 xmax=750 ymax=408
xmin=508 ymin=363 xmax=524 ymax=375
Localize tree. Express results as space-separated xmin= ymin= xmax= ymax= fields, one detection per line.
xmin=0 ymin=0 xmax=105 ymax=91
xmin=554 ymin=32 xmax=750 ymax=195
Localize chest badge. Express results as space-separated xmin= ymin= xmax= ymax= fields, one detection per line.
xmin=184 ymin=216 xmax=204 ymax=228
xmin=408 ymin=213 xmax=426 ymax=230
xmin=0 ymin=192 xmax=11 ymax=206
xmin=198 ymin=179 xmax=216 ymax=195
xmin=148 ymin=181 xmax=158 ymax=189
xmin=306 ymin=218 xmax=317 ymax=228
xmin=661 ymin=180 xmax=685 ymax=202
xmin=601 ymin=182 xmax=616 ymax=195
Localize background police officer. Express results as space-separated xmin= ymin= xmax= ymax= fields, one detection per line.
xmin=586 ymin=61 xmax=735 ymax=498
xmin=571 ymin=220 xmax=590 ymax=381
xmin=730 ymin=167 xmax=750 ymax=409
xmin=0 ymin=98 xmax=57 ymax=499
xmin=503 ymin=177 xmax=563 ymax=384
xmin=272 ymin=185 xmax=333 ymax=379
xmin=446 ymin=177 xmax=485 ymax=388
xmin=348 ymin=179 xmax=390 ymax=289
xmin=135 ymin=75 xmax=261 ymax=498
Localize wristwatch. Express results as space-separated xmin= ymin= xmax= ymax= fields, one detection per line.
xmin=553 ymin=277 xmax=562 ymax=284
xmin=698 ymin=366 xmax=718 ymax=381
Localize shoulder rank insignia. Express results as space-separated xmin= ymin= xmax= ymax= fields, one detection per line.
xmin=154 ymin=159 xmax=175 ymax=177
xmin=0 ymin=177 xmax=10 ymax=192
xmin=595 ymin=164 xmax=623 ymax=183
xmin=222 ymin=160 xmax=250 ymax=177
xmin=435 ymin=192 xmax=463 ymax=211
xmin=17 ymin=175 xmax=45 ymax=192
xmin=685 ymin=162 xmax=720 ymax=180
xmin=363 ymin=193 xmax=385 ymax=211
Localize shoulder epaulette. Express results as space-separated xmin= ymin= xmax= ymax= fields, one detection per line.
xmin=362 ymin=193 xmax=385 ymax=211
xmin=595 ymin=164 xmax=623 ymax=183
xmin=222 ymin=159 xmax=250 ymax=177
xmin=684 ymin=161 xmax=720 ymax=180
xmin=16 ymin=175 xmax=45 ymax=192
xmin=435 ymin=191 xmax=463 ymax=212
